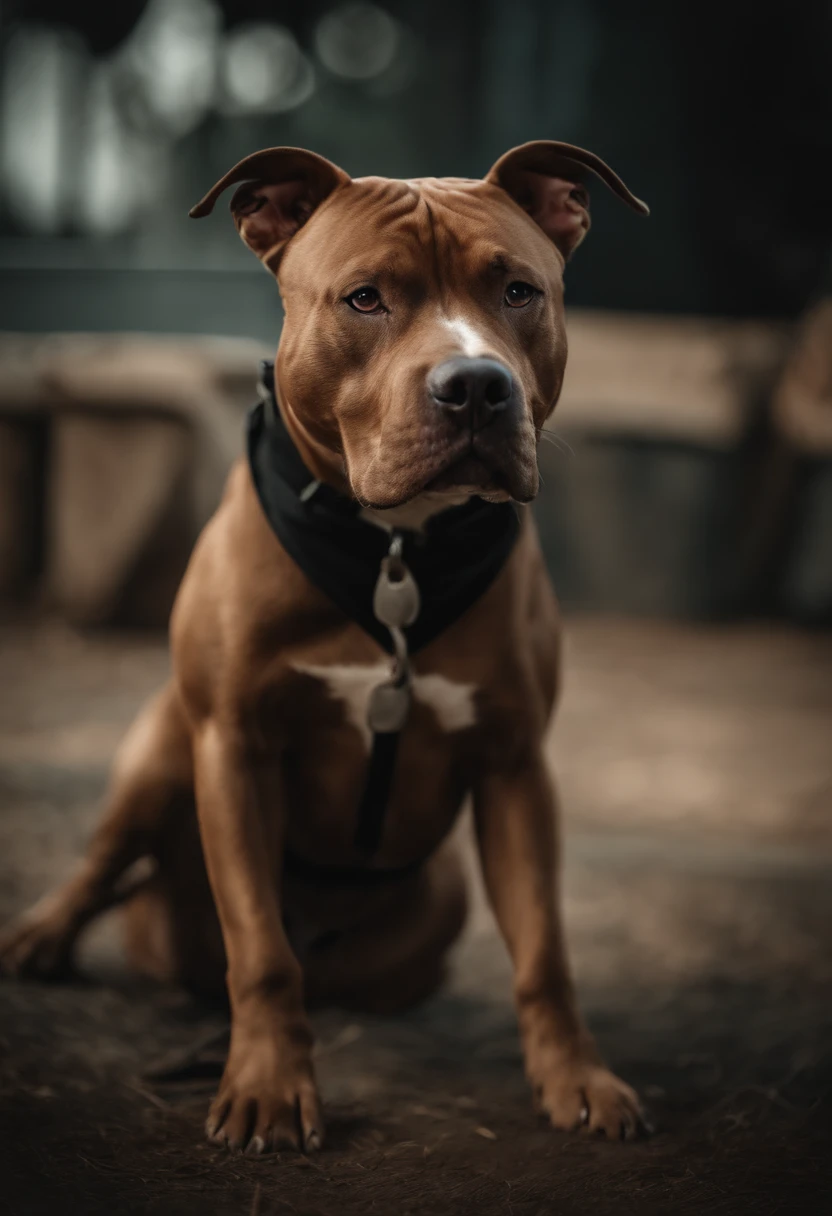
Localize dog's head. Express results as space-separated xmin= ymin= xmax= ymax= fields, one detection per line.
xmin=191 ymin=143 xmax=648 ymax=510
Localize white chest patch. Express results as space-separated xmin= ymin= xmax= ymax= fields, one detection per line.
xmin=292 ymin=661 xmax=478 ymax=751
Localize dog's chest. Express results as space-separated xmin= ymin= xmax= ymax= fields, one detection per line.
xmin=290 ymin=660 xmax=477 ymax=753
xmin=275 ymin=655 xmax=481 ymax=862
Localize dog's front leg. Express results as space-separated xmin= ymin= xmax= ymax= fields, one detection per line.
xmin=194 ymin=720 xmax=323 ymax=1154
xmin=474 ymin=752 xmax=646 ymax=1139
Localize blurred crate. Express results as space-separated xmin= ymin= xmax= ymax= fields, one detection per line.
xmin=534 ymin=310 xmax=791 ymax=617
xmin=770 ymin=300 xmax=832 ymax=623
xmin=0 ymin=333 xmax=268 ymax=626
xmin=0 ymin=417 xmax=44 ymax=600
xmin=0 ymin=317 xmax=802 ymax=629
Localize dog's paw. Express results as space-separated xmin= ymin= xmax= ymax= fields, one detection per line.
xmin=206 ymin=1039 xmax=324 ymax=1154
xmin=0 ymin=906 xmax=77 ymax=980
xmin=533 ymin=1060 xmax=649 ymax=1141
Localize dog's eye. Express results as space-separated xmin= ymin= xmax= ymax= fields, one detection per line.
xmin=504 ymin=281 xmax=537 ymax=308
xmin=346 ymin=287 xmax=383 ymax=313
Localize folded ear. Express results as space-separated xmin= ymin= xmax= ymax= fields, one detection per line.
xmin=486 ymin=140 xmax=649 ymax=259
xmin=189 ymin=146 xmax=350 ymax=271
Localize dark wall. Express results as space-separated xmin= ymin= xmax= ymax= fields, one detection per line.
xmin=1 ymin=0 xmax=830 ymax=326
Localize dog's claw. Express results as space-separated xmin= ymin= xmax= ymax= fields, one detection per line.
xmin=533 ymin=1061 xmax=647 ymax=1142
xmin=205 ymin=1049 xmax=324 ymax=1156
xmin=205 ymin=1100 xmax=231 ymax=1142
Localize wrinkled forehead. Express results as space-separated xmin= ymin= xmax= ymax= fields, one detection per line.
xmin=279 ymin=175 xmax=562 ymax=289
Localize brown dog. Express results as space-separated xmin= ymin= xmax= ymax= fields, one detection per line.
xmin=1 ymin=141 xmax=649 ymax=1153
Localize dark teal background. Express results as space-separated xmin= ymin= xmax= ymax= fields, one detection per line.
xmin=2 ymin=0 xmax=830 ymax=330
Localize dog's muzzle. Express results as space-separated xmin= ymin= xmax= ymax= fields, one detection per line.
xmin=427 ymin=356 xmax=517 ymax=431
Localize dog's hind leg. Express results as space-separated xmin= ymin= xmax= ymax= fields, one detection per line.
xmin=0 ymin=680 xmax=193 ymax=980
xmin=121 ymin=804 xmax=226 ymax=999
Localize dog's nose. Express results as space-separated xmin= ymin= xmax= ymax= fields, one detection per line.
xmin=428 ymin=357 xmax=514 ymax=428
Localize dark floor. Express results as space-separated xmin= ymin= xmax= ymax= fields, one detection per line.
xmin=1 ymin=620 xmax=831 ymax=1216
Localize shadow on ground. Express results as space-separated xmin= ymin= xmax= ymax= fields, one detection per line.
xmin=1 ymin=621 xmax=830 ymax=1215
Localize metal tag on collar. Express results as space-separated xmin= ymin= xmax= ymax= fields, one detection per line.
xmin=368 ymin=625 xmax=411 ymax=732
xmin=367 ymin=673 xmax=411 ymax=733
xmin=367 ymin=535 xmax=419 ymax=734
xmin=373 ymin=533 xmax=420 ymax=629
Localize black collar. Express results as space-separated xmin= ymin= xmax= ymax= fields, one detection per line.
xmin=247 ymin=361 xmax=520 ymax=655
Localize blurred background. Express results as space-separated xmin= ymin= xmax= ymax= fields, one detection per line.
xmin=1 ymin=0 xmax=832 ymax=626
xmin=1 ymin=3 xmax=831 ymax=1214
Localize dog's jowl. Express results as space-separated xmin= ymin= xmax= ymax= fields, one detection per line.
xmin=0 ymin=141 xmax=649 ymax=1152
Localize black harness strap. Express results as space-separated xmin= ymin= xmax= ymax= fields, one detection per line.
xmin=352 ymin=730 xmax=402 ymax=857
xmin=247 ymin=361 xmax=520 ymax=876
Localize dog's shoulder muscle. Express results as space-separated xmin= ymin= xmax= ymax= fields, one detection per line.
xmin=169 ymin=457 xmax=346 ymax=728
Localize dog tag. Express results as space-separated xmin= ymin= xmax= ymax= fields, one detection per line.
xmin=373 ymin=559 xmax=420 ymax=629
xmin=367 ymin=679 xmax=411 ymax=733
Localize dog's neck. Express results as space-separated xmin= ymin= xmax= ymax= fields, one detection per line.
xmin=359 ymin=492 xmax=473 ymax=534
xmin=278 ymin=389 xmax=485 ymax=534
xmin=268 ymin=366 xmax=513 ymax=536
xmin=277 ymin=390 xmax=353 ymax=498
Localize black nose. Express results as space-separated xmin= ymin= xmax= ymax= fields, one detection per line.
xmin=428 ymin=357 xmax=514 ymax=428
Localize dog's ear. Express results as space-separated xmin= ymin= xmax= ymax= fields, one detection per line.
xmin=189 ymin=147 xmax=350 ymax=271
xmin=486 ymin=140 xmax=649 ymax=259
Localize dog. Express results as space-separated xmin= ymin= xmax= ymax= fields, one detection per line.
xmin=0 ymin=141 xmax=649 ymax=1153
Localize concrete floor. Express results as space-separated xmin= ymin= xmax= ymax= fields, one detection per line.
xmin=1 ymin=619 xmax=830 ymax=1215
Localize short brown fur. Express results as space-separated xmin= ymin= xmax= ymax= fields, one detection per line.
xmin=1 ymin=142 xmax=648 ymax=1152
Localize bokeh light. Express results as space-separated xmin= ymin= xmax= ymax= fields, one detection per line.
xmin=220 ymin=23 xmax=315 ymax=114
xmin=314 ymin=2 xmax=400 ymax=81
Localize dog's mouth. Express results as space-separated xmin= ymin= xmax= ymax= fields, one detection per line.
xmin=423 ymin=452 xmax=510 ymax=498
xmin=354 ymin=431 xmax=538 ymax=511
xmin=423 ymin=427 xmax=540 ymax=503
xmin=357 ymin=454 xmax=511 ymax=512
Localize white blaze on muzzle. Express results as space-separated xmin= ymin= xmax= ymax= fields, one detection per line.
xmin=442 ymin=316 xmax=492 ymax=358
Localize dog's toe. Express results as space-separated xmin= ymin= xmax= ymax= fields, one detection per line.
xmin=537 ymin=1063 xmax=649 ymax=1142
